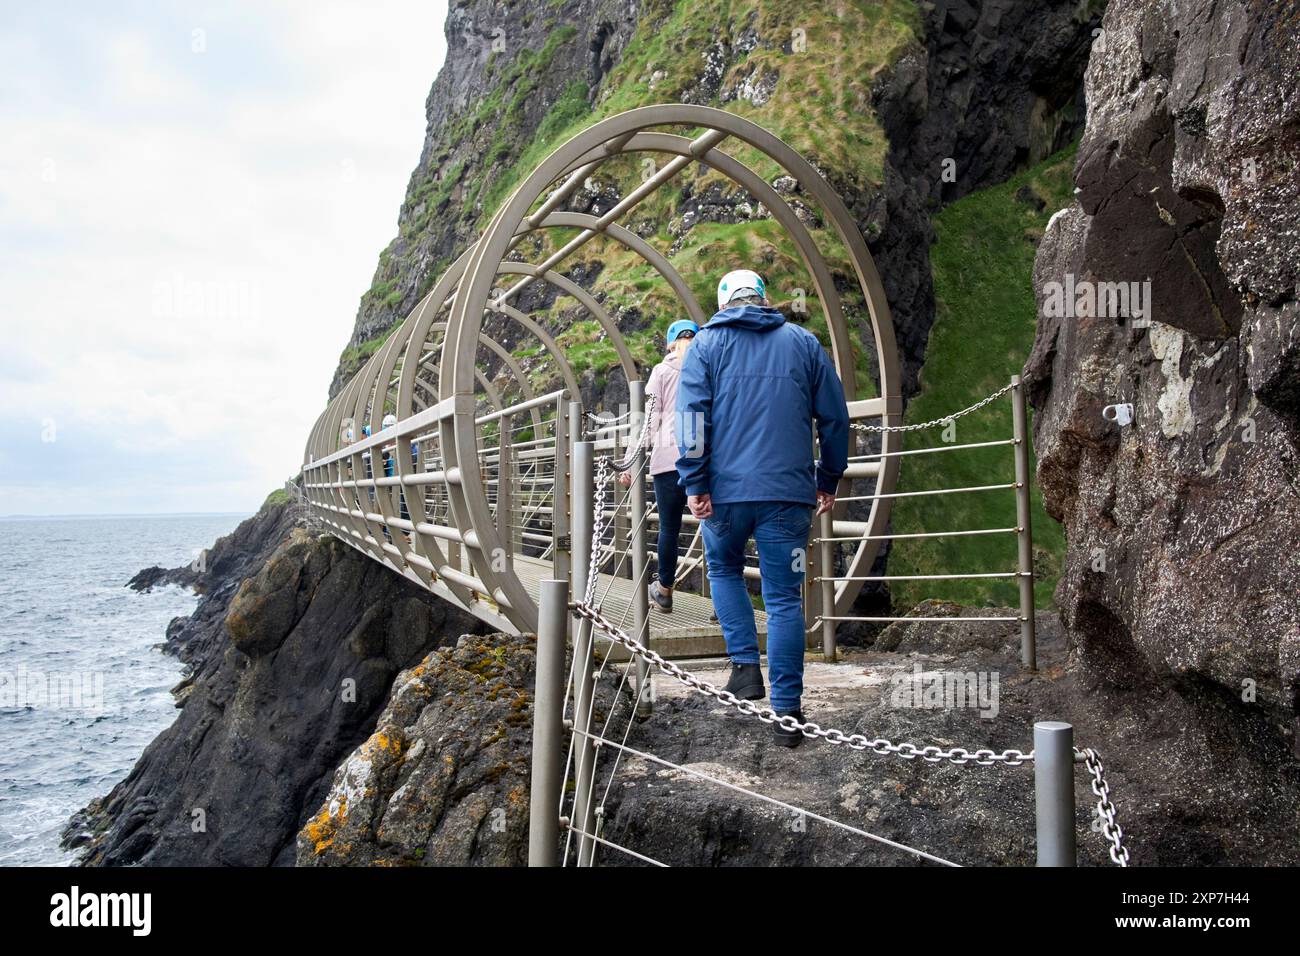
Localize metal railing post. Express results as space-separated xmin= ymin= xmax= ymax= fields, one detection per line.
xmin=529 ymin=578 xmax=568 ymax=866
xmin=552 ymin=398 xmax=576 ymax=586
xmin=496 ymin=424 xmax=513 ymax=550
xmin=1010 ymin=375 xmax=1037 ymax=670
xmin=613 ymin=406 xmax=629 ymax=579
xmin=628 ymin=381 xmax=652 ymax=714
xmin=570 ymin=439 xmax=599 ymax=866
xmin=819 ymin=510 xmax=836 ymax=661
xmin=1034 ymin=721 xmax=1077 ymax=866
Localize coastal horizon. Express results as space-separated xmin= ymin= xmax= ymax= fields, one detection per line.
xmin=0 ymin=511 xmax=253 ymax=521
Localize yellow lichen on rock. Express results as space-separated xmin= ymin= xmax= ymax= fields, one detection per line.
xmin=303 ymin=795 xmax=347 ymax=856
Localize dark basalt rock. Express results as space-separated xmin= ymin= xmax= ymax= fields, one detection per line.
xmin=224 ymin=528 xmax=331 ymax=657
xmin=329 ymin=0 xmax=1105 ymax=406
xmin=1024 ymin=0 xmax=1300 ymax=729
xmin=870 ymin=0 xmax=1106 ymax=394
xmin=125 ymin=565 xmax=183 ymax=592
xmin=301 ymin=605 xmax=1300 ymax=866
xmin=603 ymin=607 xmax=1296 ymax=866
xmin=64 ymin=501 xmax=487 ymax=866
xmin=297 ymin=632 xmax=548 ymax=866
xmin=157 ymin=500 xmax=307 ymax=665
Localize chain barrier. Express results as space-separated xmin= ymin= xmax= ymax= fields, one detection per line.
xmin=585 ymin=408 xmax=633 ymax=437
xmin=854 ymin=382 xmax=1015 ymax=433
xmin=573 ymin=600 xmax=1130 ymax=862
xmin=585 ymin=395 xmax=655 ymax=607
xmin=1079 ymin=747 xmax=1131 ymax=866
xmin=572 ymin=386 xmax=1131 ymax=865
xmin=571 ymin=601 xmax=1033 ymax=765
xmin=587 ymin=457 xmax=615 ymax=606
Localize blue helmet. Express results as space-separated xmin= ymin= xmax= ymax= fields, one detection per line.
xmin=666 ymin=319 xmax=700 ymax=345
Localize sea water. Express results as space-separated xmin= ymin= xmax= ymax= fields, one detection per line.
xmin=0 ymin=513 xmax=244 ymax=865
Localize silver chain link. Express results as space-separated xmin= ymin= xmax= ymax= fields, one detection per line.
xmin=570 ymin=602 xmax=1033 ymax=766
xmin=617 ymin=392 xmax=656 ymax=471
xmin=585 ymin=395 xmax=655 ymax=607
xmin=587 ymin=457 xmax=615 ymax=606
xmin=575 ymin=385 xmax=1134 ymax=866
xmin=854 ymin=382 xmax=1015 ymax=433
xmin=576 ymin=599 xmax=1132 ymax=864
xmin=585 ymin=408 xmax=632 ymax=436
xmin=1079 ymin=747 xmax=1131 ymax=866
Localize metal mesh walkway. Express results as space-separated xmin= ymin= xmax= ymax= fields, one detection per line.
xmin=512 ymin=554 xmax=768 ymax=659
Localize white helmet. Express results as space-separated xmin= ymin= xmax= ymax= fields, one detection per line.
xmin=381 ymin=413 xmax=398 ymax=430
xmin=716 ymin=269 xmax=766 ymax=309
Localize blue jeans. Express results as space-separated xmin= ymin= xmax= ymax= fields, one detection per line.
xmin=652 ymin=472 xmax=688 ymax=588
xmin=701 ymin=501 xmax=813 ymax=712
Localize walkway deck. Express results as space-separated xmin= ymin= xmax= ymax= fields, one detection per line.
xmin=512 ymin=554 xmax=768 ymax=659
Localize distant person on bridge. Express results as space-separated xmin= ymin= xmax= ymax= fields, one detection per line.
xmin=675 ymin=269 xmax=849 ymax=748
xmin=622 ymin=318 xmax=700 ymax=613
xmin=381 ymin=413 xmax=398 ymax=478
xmin=360 ymin=423 xmax=373 ymax=484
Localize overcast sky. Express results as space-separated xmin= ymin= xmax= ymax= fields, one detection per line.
xmin=0 ymin=1 xmax=449 ymax=515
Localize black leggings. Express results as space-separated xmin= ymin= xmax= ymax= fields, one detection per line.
xmin=652 ymin=472 xmax=689 ymax=588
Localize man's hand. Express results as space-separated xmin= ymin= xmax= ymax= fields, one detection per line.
xmin=617 ymin=472 xmax=631 ymax=488
xmin=688 ymin=493 xmax=713 ymax=520
xmin=815 ymin=490 xmax=835 ymax=516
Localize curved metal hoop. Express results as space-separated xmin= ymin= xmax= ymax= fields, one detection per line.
xmin=303 ymin=104 xmax=902 ymax=635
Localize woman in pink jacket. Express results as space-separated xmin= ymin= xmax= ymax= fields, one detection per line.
xmin=639 ymin=318 xmax=698 ymax=612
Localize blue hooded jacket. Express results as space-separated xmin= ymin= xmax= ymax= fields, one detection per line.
xmin=674 ymin=304 xmax=849 ymax=505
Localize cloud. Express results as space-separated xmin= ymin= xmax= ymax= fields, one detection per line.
xmin=0 ymin=1 xmax=449 ymax=515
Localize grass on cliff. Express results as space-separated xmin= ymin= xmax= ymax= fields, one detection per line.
xmin=261 ymin=487 xmax=291 ymax=511
xmin=380 ymin=0 xmax=920 ymax=399
xmin=485 ymin=0 xmax=921 ymax=206
xmin=350 ymin=0 xmax=924 ymax=405
xmin=335 ymin=326 xmax=399 ymax=395
xmin=885 ymin=145 xmax=1076 ymax=612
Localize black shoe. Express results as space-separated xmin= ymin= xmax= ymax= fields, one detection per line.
xmin=723 ymin=662 xmax=765 ymax=701
xmin=772 ymin=710 xmax=805 ymax=748
xmin=649 ymin=580 xmax=673 ymax=612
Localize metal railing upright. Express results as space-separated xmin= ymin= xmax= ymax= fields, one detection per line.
xmin=526 ymin=388 xmax=1132 ymax=870
xmin=815 ymin=375 xmax=1038 ymax=669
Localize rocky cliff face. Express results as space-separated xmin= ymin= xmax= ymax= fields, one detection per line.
xmin=65 ymin=501 xmax=486 ymax=865
xmin=881 ymin=0 xmax=1104 ymax=208
xmin=328 ymin=0 xmax=1105 ymax=404
xmin=300 ymin=605 xmax=1300 ymax=866
xmin=1025 ymin=0 xmax=1299 ymax=728
xmin=296 ymin=632 xmax=544 ymax=866
xmin=329 ymin=0 xmax=644 ymax=398
xmin=872 ymin=0 xmax=1104 ymax=386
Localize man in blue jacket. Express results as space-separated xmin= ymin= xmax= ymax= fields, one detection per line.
xmin=675 ymin=269 xmax=849 ymax=748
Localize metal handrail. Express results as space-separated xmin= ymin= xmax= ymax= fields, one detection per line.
xmin=475 ymin=388 xmax=568 ymax=425
xmin=848 ymin=437 xmax=1018 ymax=460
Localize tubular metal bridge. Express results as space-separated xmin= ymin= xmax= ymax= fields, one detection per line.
xmin=298 ymin=105 xmax=1129 ymax=867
